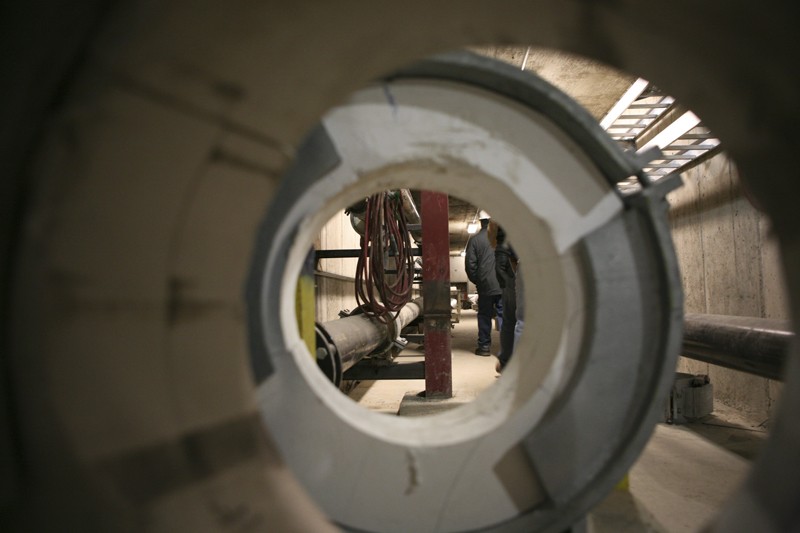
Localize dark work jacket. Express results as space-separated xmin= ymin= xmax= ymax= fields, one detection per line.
xmin=494 ymin=242 xmax=517 ymax=290
xmin=465 ymin=227 xmax=501 ymax=296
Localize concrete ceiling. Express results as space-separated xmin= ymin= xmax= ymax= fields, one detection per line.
xmin=476 ymin=45 xmax=636 ymax=120
xmin=446 ymin=46 xmax=636 ymax=254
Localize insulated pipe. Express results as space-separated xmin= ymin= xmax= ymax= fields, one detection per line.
xmin=315 ymin=297 xmax=422 ymax=385
xmin=399 ymin=188 xmax=423 ymax=244
xmin=347 ymin=189 xmax=422 ymax=244
xmin=682 ymin=313 xmax=793 ymax=381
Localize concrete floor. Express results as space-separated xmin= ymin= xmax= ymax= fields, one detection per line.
xmin=344 ymin=309 xmax=768 ymax=532
xmin=348 ymin=308 xmax=500 ymax=414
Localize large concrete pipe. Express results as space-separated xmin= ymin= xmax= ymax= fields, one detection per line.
xmin=248 ymin=52 xmax=682 ymax=531
xmin=315 ymin=298 xmax=423 ymax=385
xmin=2 ymin=2 xmax=799 ymax=533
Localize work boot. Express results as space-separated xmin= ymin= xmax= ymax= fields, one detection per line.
xmin=475 ymin=346 xmax=491 ymax=356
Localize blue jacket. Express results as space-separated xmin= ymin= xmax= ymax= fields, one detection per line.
xmin=465 ymin=227 xmax=501 ymax=296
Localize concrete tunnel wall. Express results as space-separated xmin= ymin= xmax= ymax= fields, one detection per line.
xmin=669 ymin=152 xmax=787 ymax=424
xmin=3 ymin=1 xmax=800 ymax=532
xmin=315 ymin=212 xmax=360 ymax=323
xmin=476 ymin=44 xmax=792 ymax=426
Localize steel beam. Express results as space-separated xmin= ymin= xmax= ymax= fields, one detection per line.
xmin=315 ymin=248 xmax=422 ymax=259
xmin=343 ymin=361 xmax=425 ymax=381
xmin=421 ymin=190 xmax=452 ymax=398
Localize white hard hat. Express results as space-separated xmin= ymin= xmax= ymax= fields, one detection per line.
xmin=478 ymin=210 xmax=490 ymax=220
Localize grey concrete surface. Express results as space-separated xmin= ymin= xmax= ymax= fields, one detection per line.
xmin=346 ymin=310 xmax=765 ymax=532
xmin=668 ymin=152 xmax=786 ymax=426
xmin=348 ymin=309 xmax=499 ymax=415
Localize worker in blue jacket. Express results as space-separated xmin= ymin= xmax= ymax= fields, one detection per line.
xmin=465 ymin=213 xmax=502 ymax=356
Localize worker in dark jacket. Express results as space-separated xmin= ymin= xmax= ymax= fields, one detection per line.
xmin=465 ymin=214 xmax=502 ymax=356
xmin=493 ymin=225 xmax=517 ymax=371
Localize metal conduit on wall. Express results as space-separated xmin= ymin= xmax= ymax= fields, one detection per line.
xmin=2 ymin=2 xmax=799 ymax=533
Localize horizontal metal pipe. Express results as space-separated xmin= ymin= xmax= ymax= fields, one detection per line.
xmin=399 ymin=189 xmax=423 ymax=244
xmin=316 ymin=298 xmax=422 ymax=384
xmin=682 ymin=313 xmax=794 ymax=381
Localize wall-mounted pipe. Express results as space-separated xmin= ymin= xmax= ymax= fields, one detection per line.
xmin=682 ymin=313 xmax=793 ymax=381
xmin=315 ymin=297 xmax=422 ymax=385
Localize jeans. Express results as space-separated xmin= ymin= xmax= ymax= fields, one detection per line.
xmin=477 ymin=293 xmax=502 ymax=349
xmin=514 ymin=319 xmax=525 ymax=353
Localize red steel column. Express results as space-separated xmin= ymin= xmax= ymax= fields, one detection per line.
xmin=421 ymin=191 xmax=452 ymax=398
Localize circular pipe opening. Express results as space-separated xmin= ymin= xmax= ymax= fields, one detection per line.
xmin=246 ymin=53 xmax=680 ymax=531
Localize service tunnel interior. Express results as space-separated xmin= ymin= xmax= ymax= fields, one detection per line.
xmin=2 ymin=4 xmax=799 ymax=533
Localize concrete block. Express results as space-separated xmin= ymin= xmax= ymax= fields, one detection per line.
xmin=397 ymin=391 xmax=471 ymax=417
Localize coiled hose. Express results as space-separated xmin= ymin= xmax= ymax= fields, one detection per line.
xmin=354 ymin=191 xmax=415 ymax=323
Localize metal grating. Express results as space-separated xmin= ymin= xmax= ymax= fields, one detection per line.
xmin=642 ymin=127 xmax=721 ymax=180
xmin=602 ymin=80 xmax=722 ymax=193
xmin=606 ymin=94 xmax=674 ymax=142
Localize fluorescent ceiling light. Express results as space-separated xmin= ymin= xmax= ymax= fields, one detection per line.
xmin=637 ymin=111 xmax=701 ymax=153
xmin=467 ymin=223 xmax=478 ymax=234
xmin=600 ymin=78 xmax=650 ymax=130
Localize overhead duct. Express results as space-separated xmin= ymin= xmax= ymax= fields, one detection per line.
xmin=399 ymin=189 xmax=423 ymax=245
